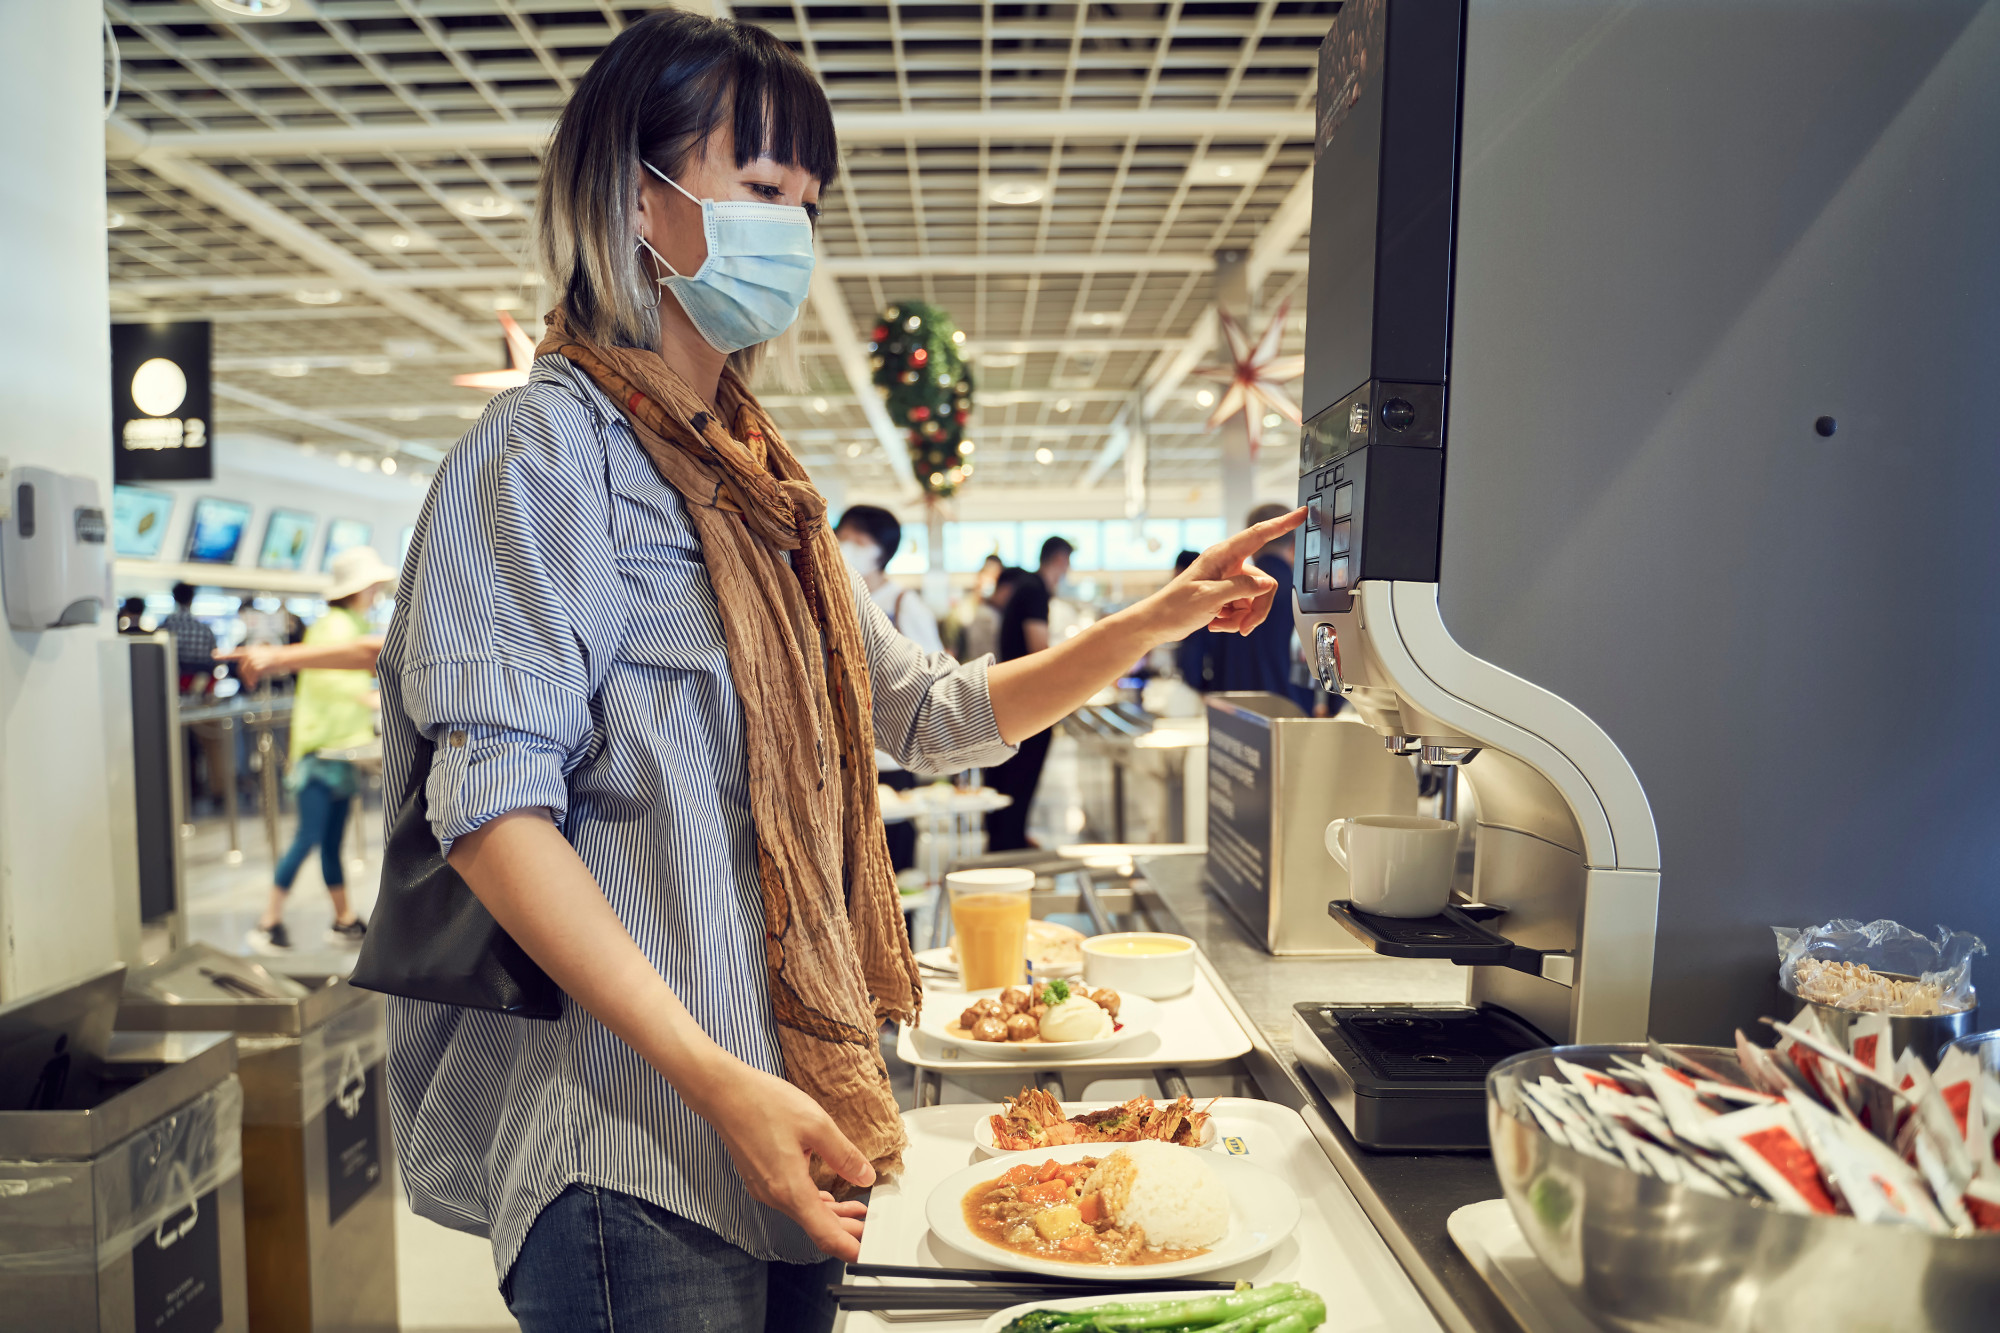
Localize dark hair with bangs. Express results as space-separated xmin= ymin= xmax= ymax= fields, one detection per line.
xmin=537 ymin=12 xmax=837 ymax=357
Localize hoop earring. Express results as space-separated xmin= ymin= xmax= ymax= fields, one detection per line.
xmin=634 ymin=238 xmax=663 ymax=312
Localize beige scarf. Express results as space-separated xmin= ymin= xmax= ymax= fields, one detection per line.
xmin=538 ymin=310 xmax=919 ymax=1185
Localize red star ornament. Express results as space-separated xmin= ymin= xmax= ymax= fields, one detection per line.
xmin=1197 ymin=297 xmax=1305 ymax=455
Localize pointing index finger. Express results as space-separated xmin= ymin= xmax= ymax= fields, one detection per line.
xmin=1218 ymin=506 xmax=1306 ymax=557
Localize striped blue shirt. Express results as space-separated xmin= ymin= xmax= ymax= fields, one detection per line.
xmin=378 ymin=355 xmax=1015 ymax=1277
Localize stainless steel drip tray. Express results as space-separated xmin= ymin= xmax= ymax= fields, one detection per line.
xmin=0 ymin=1030 xmax=236 ymax=1160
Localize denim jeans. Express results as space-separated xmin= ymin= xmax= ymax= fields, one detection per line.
xmin=272 ymin=773 xmax=352 ymax=891
xmin=505 ymin=1184 xmax=842 ymax=1333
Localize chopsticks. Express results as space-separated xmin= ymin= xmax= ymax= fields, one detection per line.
xmin=847 ymin=1263 xmax=1232 ymax=1289
xmin=832 ymin=1264 xmax=1236 ymax=1313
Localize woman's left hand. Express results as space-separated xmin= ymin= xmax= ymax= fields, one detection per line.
xmin=1137 ymin=505 xmax=1306 ymax=640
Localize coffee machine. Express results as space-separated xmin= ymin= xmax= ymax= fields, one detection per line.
xmin=1287 ymin=0 xmax=1662 ymax=1147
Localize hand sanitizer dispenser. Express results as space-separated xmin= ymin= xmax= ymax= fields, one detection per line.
xmin=3 ymin=467 xmax=109 ymax=630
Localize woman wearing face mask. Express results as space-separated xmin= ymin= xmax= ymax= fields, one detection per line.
xmin=372 ymin=13 xmax=1301 ymax=1332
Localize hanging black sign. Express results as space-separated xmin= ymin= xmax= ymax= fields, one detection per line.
xmin=112 ymin=321 xmax=213 ymax=483
xmin=130 ymin=1185 xmax=225 ymax=1333
xmin=324 ymin=1051 xmax=384 ymax=1226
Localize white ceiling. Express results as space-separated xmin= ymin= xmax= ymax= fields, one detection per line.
xmin=103 ymin=0 xmax=1324 ymax=502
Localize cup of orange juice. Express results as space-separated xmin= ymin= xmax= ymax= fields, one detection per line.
xmin=946 ymin=868 xmax=1035 ymax=990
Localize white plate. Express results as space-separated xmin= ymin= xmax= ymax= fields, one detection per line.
xmin=913 ymin=946 xmax=1081 ymax=981
xmin=923 ymin=1142 xmax=1300 ymax=1280
xmin=974 ymin=1291 xmax=1208 ymax=1333
xmin=972 ymin=1101 xmax=1222 ymax=1156
xmin=916 ymin=989 xmax=1158 ymax=1062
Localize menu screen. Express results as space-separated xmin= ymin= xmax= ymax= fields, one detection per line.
xmin=112 ymin=486 xmax=175 ymax=558
xmin=184 ymin=497 xmax=253 ymax=565
xmin=259 ymin=509 xmax=317 ymax=571
xmin=322 ymin=519 xmax=372 ymax=571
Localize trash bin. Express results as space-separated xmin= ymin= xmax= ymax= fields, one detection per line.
xmin=0 ymin=964 xmax=248 ymax=1332
xmin=118 ymin=946 xmax=397 ymax=1333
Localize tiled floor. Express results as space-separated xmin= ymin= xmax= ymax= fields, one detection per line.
xmin=171 ymin=737 xmax=1088 ymax=1329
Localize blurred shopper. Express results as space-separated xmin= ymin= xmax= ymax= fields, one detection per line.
xmin=242 ymin=546 xmax=395 ymax=954
xmin=362 ymin=16 xmax=1298 ymax=1329
xmin=1196 ymin=503 xmax=1306 ymax=704
xmin=1169 ymin=549 xmax=1208 ymax=689
xmin=982 ymin=539 xmax=1073 ymax=851
xmin=834 ymin=504 xmax=939 ymax=874
xmin=162 ymin=582 xmax=215 ymax=696
xmin=116 ymin=596 xmax=149 ymax=635
xmin=952 ymin=544 xmax=1008 ymax=660
xmin=944 ymin=553 xmax=1004 ymax=661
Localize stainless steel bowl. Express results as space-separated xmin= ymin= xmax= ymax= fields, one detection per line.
xmin=1780 ymin=973 xmax=1978 ymax=1068
xmin=1488 ymin=1044 xmax=2000 ymax=1333
xmin=1941 ymin=1029 xmax=2000 ymax=1075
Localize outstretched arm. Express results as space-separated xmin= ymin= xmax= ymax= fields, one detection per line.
xmin=984 ymin=508 xmax=1304 ymax=744
xmin=219 ymin=637 xmax=384 ymax=686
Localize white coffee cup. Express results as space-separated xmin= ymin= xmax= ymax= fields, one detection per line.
xmin=1324 ymin=815 xmax=1459 ymax=918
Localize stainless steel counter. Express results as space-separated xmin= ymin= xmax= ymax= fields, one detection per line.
xmin=1133 ymin=852 xmax=1528 ymax=1333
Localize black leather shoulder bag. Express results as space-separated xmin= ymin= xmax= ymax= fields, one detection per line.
xmin=348 ymin=730 xmax=563 ymax=1020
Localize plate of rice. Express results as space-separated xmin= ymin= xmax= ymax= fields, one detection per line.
xmin=924 ymin=1140 xmax=1299 ymax=1279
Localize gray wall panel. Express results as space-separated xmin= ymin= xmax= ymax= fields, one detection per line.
xmin=1440 ymin=0 xmax=2000 ymax=1041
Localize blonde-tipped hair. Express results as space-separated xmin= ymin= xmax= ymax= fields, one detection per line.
xmin=535 ymin=11 xmax=837 ymax=376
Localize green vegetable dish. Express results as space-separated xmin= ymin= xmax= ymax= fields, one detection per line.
xmin=1001 ymin=1281 xmax=1325 ymax=1332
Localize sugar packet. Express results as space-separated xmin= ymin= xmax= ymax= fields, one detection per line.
xmin=1707 ymin=1101 xmax=1842 ymax=1216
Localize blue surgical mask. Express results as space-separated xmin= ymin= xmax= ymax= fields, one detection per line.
xmin=639 ymin=160 xmax=816 ymax=354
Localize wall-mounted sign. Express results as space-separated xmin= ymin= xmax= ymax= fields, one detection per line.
xmin=112 ymin=321 xmax=213 ymax=482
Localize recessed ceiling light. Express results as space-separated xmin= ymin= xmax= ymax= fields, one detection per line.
xmin=452 ymin=193 xmax=517 ymax=220
xmin=1055 ymin=398 xmax=1072 ymax=413
xmin=1195 ymin=388 xmax=1215 ymax=408
xmin=380 ymin=457 xmax=399 ymax=475
xmin=1262 ymin=412 xmax=1283 ymax=428
xmin=201 ymin=0 xmax=290 ymax=16
xmin=846 ymin=443 xmax=862 ymax=457
xmin=388 ymin=407 xmax=424 ymax=421
xmin=986 ymin=180 xmax=1046 ymax=206
xmin=1187 ymin=156 xmax=1267 ymax=186
xmin=811 ymin=397 xmax=829 ymax=413
xmin=1035 ymin=447 xmax=1055 ymax=465
xmin=960 ymin=441 xmax=976 ymax=455
xmin=293 ymin=288 xmax=342 ymax=306
xmin=1074 ymin=311 xmax=1125 ymax=329
xmin=363 ymin=227 xmax=438 ymax=254
xmin=350 ymin=358 xmax=392 ymax=376
xmin=268 ymin=361 xmax=309 ymax=378
xmin=106 ymin=210 xmax=127 ymax=229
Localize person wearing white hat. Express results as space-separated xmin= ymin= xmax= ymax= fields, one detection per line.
xmin=239 ymin=545 xmax=397 ymax=953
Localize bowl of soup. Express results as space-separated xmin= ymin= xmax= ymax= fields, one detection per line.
xmin=1081 ymin=932 xmax=1197 ymax=999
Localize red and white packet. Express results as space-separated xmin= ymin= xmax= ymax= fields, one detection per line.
xmin=1707 ymin=1101 xmax=1842 ymax=1216
xmin=1784 ymin=1089 xmax=1948 ymax=1233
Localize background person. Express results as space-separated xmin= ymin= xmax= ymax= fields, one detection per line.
xmin=945 ymin=553 xmax=1004 ymax=661
xmin=982 ymin=538 xmax=1072 ymax=851
xmin=161 ymin=581 xmax=215 ymax=696
xmin=242 ymin=546 xmax=394 ymax=953
xmin=834 ymin=503 xmax=940 ymax=874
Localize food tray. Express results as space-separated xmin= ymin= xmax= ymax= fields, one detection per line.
xmin=1446 ymin=1199 xmax=1605 ymax=1333
xmin=835 ymin=1100 xmax=1443 ymax=1333
xmin=897 ymin=962 xmax=1252 ymax=1074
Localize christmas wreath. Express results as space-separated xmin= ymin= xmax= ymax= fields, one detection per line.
xmin=869 ymin=301 xmax=974 ymax=497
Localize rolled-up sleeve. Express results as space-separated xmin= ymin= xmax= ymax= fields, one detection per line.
xmin=856 ymin=570 xmax=1018 ymax=773
xmin=397 ymin=380 xmax=625 ymax=851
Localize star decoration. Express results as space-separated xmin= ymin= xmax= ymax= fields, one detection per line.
xmin=1197 ymin=297 xmax=1305 ymax=455
xmin=452 ymin=311 xmax=538 ymax=391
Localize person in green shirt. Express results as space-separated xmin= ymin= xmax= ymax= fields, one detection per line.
xmin=237 ymin=546 xmax=395 ymax=952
